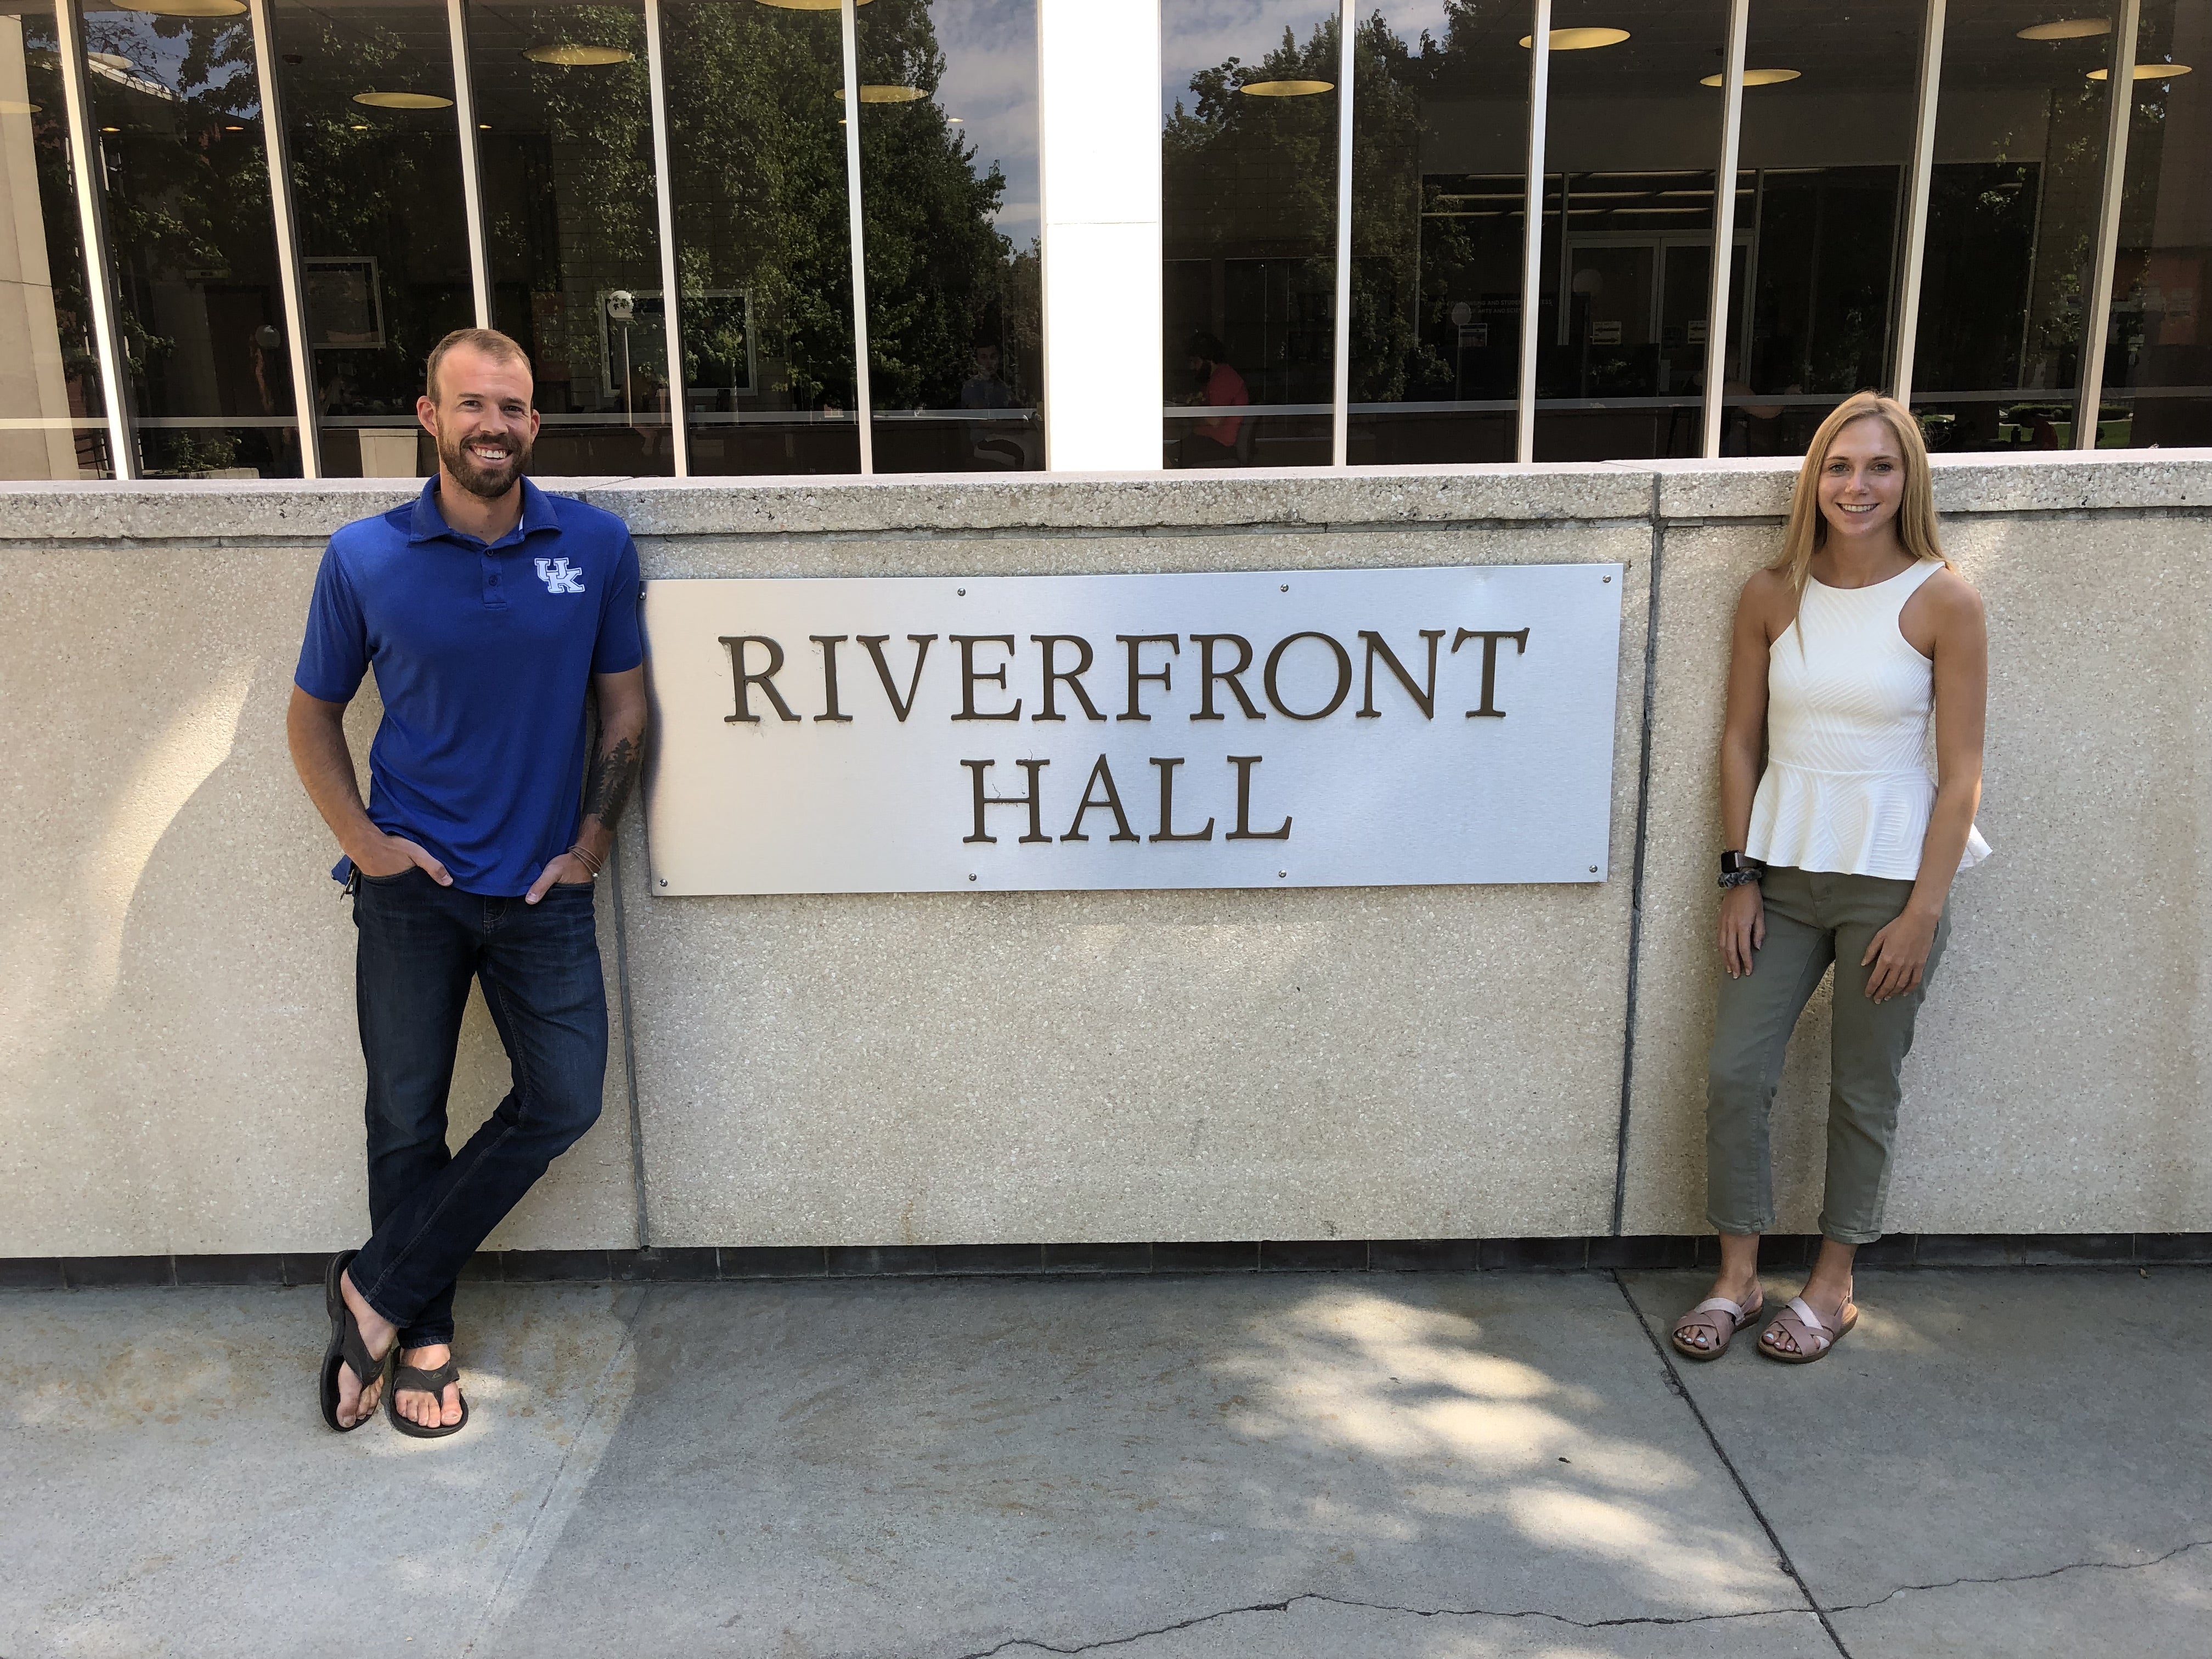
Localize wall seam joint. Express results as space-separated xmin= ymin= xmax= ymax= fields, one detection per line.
xmin=1610 ymin=479 xmax=1663 ymax=1236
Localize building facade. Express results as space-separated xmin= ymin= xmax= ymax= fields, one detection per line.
xmin=0 ymin=0 xmax=2203 ymax=483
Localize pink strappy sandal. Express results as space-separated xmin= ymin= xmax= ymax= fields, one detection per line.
xmin=1758 ymin=1295 xmax=1858 ymax=1364
xmin=1670 ymin=1293 xmax=1764 ymax=1361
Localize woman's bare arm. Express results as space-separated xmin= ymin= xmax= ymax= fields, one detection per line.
xmin=1716 ymin=572 xmax=1788 ymax=977
xmin=1864 ymin=571 xmax=1986 ymax=1000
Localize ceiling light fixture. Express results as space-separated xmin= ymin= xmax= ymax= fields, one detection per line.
xmin=353 ymin=90 xmax=454 ymax=109
xmin=1701 ymin=67 xmax=1801 ymax=86
xmin=834 ymin=84 xmax=925 ymax=101
xmin=0 ymin=99 xmax=38 ymax=115
xmin=101 ymin=124 xmax=121 ymax=132
xmin=1240 ymin=78 xmax=1332 ymax=95
xmin=523 ymin=43 xmax=633 ymax=65
xmin=2018 ymin=18 xmax=2111 ymax=40
xmin=112 ymin=0 xmax=246 ymax=15
xmin=1519 ymin=27 xmax=1630 ymax=50
xmin=2088 ymin=62 xmax=2191 ymax=78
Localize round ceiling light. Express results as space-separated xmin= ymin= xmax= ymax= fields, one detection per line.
xmin=1519 ymin=27 xmax=1630 ymax=50
xmin=2018 ymin=18 xmax=2111 ymax=40
xmin=833 ymin=84 xmax=926 ymax=102
xmin=1701 ymin=67 xmax=1802 ymax=86
xmin=1240 ymin=78 xmax=1333 ymax=95
xmin=353 ymin=90 xmax=454 ymax=109
xmin=112 ymin=0 xmax=246 ymax=15
xmin=523 ymin=43 xmax=633 ymax=65
xmin=2087 ymin=61 xmax=2192 ymax=78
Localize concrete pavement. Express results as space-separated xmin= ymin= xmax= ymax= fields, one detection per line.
xmin=1 ymin=1267 xmax=2203 ymax=1657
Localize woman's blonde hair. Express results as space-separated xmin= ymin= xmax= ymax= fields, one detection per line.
xmin=1771 ymin=391 xmax=1945 ymax=591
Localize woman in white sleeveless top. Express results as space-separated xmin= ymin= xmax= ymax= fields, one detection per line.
xmin=1672 ymin=392 xmax=1989 ymax=1365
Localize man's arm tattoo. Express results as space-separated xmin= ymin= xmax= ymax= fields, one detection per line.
xmin=582 ymin=733 xmax=641 ymax=829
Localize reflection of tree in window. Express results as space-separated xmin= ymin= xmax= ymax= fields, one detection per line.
xmin=1163 ymin=16 xmax=1338 ymax=411
xmin=86 ymin=4 xmax=294 ymax=476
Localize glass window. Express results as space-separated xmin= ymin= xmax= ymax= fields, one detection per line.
xmin=467 ymin=0 xmax=668 ymax=476
xmin=1729 ymin=0 xmax=1923 ymax=456
xmin=2105 ymin=0 xmax=2212 ymax=448
xmin=0 ymin=1 xmax=113 ymax=478
xmin=856 ymin=0 xmax=1041 ymax=472
xmin=1910 ymin=5 xmax=2114 ymax=452
xmin=272 ymin=0 xmax=473 ymax=478
xmin=1161 ymin=0 xmax=1339 ymax=469
xmin=663 ymin=0 xmax=857 ymax=476
xmin=83 ymin=0 xmax=300 ymax=477
xmin=1532 ymin=1 xmax=1734 ymax=461
xmin=1346 ymin=0 xmax=1527 ymax=466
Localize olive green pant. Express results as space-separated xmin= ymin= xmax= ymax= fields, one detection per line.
xmin=1706 ymin=866 xmax=1949 ymax=1245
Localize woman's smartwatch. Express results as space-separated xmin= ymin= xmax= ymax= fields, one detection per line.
xmin=1718 ymin=851 xmax=1767 ymax=889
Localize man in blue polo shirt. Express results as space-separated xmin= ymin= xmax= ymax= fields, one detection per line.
xmin=288 ymin=328 xmax=647 ymax=1439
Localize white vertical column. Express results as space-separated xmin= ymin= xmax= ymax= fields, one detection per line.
xmin=1037 ymin=0 xmax=1161 ymax=472
xmin=247 ymin=0 xmax=320 ymax=478
xmin=1890 ymin=0 xmax=1947 ymax=408
xmin=447 ymin=0 xmax=492 ymax=327
xmin=1330 ymin=0 xmax=1353 ymax=467
xmin=839 ymin=0 xmax=873 ymax=473
xmin=644 ymin=0 xmax=688 ymax=476
xmin=1699 ymin=0 xmax=1747 ymax=459
xmin=52 ymin=0 xmax=134 ymax=478
xmin=1514 ymin=1 xmax=1550 ymax=465
xmin=2077 ymin=0 xmax=2140 ymax=450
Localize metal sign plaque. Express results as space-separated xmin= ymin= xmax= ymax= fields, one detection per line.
xmin=640 ymin=563 xmax=1623 ymax=895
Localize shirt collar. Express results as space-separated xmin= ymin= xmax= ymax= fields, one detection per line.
xmin=408 ymin=476 xmax=558 ymax=549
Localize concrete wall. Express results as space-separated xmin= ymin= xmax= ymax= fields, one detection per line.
xmin=0 ymin=454 xmax=2205 ymax=1256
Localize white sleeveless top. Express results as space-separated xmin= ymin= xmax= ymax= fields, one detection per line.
xmin=1746 ymin=557 xmax=1991 ymax=881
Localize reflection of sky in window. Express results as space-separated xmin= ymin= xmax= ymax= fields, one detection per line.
xmin=1161 ymin=0 xmax=1363 ymax=119
xmin=80 ymin=5 xmax=261 ymax=115
xmin=929 ymin=0 xmax=1038 ymax=249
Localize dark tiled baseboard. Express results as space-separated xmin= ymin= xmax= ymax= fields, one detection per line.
xmin=5 ymin=1233 xmax=2207 ymax=1290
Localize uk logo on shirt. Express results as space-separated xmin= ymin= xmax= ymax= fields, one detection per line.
xmin=535 ymin=557 xmax=585 ymax=595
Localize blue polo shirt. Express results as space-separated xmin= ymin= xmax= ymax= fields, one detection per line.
xmin=295 ymin=478 xmax=644 ymax=896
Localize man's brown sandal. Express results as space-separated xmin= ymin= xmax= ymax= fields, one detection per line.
xmin=319 ymin=1250 xmax=388 ymax=1432
xmin=386 ymin=1355 xmax=470 ymax=1439
xmin=1758 ymin=1296 xmax=1857 ymax=1363
xmin=1670 ymin=1293 xmax=1764 ymax=1361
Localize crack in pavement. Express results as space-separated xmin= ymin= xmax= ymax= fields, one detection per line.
xmin=951 ymin=1593 xmax=1825 ymax=1658
xmin=952 ymin=1541 xmax=2212 ymax=1659
xmin=1827 ymin=1536 xmax=2212 ymax=1614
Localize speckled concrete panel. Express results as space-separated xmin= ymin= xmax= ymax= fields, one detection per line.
xmin=1620 ymin=511 xmax=2212 ymax=1235
xmin=1639 ymin=450 xmax=2212 ymax=523
xmin=617 ymin=521 xmax=1649 ymax=1246
xmin=0 ymin=544 xmax=636 ymax=1255
xmin=579 ymin=464 xmax=1652 ymax=539
xmin=0 ymin=478 xmax=626 ymax=544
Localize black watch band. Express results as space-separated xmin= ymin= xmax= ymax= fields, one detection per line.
xmin=1719 ymin=851 xmax=1766 ymax=877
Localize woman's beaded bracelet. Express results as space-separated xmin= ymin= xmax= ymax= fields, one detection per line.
xmin=1717 ymin=867 xmax=1765 ymax=889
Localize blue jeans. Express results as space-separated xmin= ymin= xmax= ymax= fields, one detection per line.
xmin=346 ymin=867 xmax=606 ymax=1347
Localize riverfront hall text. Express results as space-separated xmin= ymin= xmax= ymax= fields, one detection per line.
xmin=717 ymin=625 xmax=1535 ymax=851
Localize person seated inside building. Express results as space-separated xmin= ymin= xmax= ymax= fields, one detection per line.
xmin=1176 ymin=332 xmax=1249 ymax=468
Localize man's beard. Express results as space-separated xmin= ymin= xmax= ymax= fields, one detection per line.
xmin=438 ymin=426 xmax=532 ymax=499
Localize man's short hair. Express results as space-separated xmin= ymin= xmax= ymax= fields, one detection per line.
xmin=425 ymin=328 xmax=533 ymax=402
